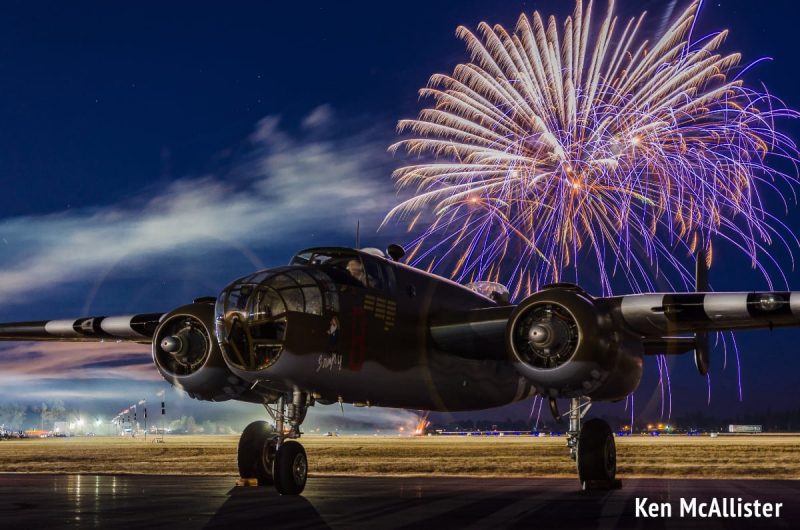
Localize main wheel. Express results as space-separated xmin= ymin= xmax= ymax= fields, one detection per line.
xmin=238 ymin=420 xmax=276 ymax=486
xmin=576 ymin=418 xmax=616 ymax=487
xmin=273 ymin=440 xmax=308 ymax=495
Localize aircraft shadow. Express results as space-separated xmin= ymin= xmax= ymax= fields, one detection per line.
xmin=204 ymin=487 xmax=330 ymax=529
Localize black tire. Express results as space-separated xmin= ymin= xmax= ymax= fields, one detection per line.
xmin=273 ymin=441 xmax=308 ymax=495
xmin=237 ymin=420 xmax=276 ymax=486
xmin=577 ymin=418 xmax=616 ymax=484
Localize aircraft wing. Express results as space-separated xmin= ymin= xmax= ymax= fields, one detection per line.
xmin=429 ymin=290 xmax=800 ymax=361
xmin=0 ymin=313 xmax=164 ymax=344
xmin=613 ymin=291 xmax=800 ymax=335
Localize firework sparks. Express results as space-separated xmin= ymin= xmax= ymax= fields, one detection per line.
xmin=414 ymin=412 xmax=431 ymax=436
xmin=385 ymin=0 xmax=799 ymax=298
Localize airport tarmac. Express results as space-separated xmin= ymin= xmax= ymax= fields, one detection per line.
xmin=0 ymin=474 xmax=798 ymax=529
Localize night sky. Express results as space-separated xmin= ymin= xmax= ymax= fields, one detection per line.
xmin=0 ymin=0 xmax=799 ymax=430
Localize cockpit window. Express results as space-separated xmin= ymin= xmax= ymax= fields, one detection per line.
xmin=291 ymin=250 xmax=395 ymax=291
xmin=291 ymin=250 xmax=367 ymax=288
xmin=291 ymin=252 xmax=312 ymax=265
xmin=383 ymin=264 xmax=397 ymax=292
xmin=346 ymin=259 xmax=368 ymax=287
xmin=362 ymin=257 xmax=384 ymax=290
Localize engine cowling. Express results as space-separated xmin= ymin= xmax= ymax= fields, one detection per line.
xmin=506 ymin=286 xmax=643 ymax=401
xmin=152 ymin=302 xmax=254 ymax=402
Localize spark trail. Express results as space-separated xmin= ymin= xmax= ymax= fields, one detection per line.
xmin=386 ymin=0 xmax=799 ymax=299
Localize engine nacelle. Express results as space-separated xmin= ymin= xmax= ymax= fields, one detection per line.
xmin=506 ymin=286 xmax=643 ymax=401
xmin=152 ymin=302 xmax=254 ymax=402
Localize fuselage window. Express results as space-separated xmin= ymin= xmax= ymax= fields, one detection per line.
xmin=253 ymin=344 xmax=283 ymax=370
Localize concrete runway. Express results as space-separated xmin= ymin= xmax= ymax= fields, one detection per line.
xmin=1 ymin=474 xmax=798 ymax=529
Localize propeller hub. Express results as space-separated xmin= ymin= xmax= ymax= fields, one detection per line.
xmin=528 ymin=324 xmax=553 ymax=348
xmin=161 ymin=335 xmax=183 ymax=354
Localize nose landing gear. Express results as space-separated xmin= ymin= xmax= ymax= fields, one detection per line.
xmin=564 ymin=397 xmax=622 ymax=491
xmin=237 ymin=391 xmax=312 ymax=495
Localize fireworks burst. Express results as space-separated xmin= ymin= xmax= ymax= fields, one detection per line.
xmin=385 ymin=0 xmax=799 ymax=298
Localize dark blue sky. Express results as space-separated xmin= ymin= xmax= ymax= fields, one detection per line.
xmin=0 ymin=0 xmax=799 ymax=428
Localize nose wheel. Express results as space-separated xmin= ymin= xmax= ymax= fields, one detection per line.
xmin=273 ymin=441 xmax=308 ymax=495
xmin=237 ymin=391 xmax=312 ymax=495
xmin=237 ymin=420 xmax=276 ymax=486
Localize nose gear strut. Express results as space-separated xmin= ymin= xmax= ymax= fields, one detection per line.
xmin=237 ymin=390 xmax=313 ymax=495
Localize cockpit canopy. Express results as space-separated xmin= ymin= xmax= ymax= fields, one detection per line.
xmin=290 ymin=248 xmax=396 ymax=291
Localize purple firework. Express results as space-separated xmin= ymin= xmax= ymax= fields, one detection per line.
xmin=385 ymin=0 xmax=799 ymax=299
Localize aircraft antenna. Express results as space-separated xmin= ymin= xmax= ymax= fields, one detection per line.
xmin=356 ymin=220 xmax=361 ymax=249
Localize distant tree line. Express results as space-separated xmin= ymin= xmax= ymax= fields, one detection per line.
xmin=166 ymin=415 xmax=237 ymax=434
xmin=0 ymin=400 xmax=67 ymax=431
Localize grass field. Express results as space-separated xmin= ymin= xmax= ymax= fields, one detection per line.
xmin=1 ymin=434 xmax=798 ymax=479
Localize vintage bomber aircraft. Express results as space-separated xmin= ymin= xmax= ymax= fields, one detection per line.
xmin=0 ymin=244 xmax=798 ymax=494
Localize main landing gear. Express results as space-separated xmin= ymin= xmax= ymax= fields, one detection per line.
xmin=238 ymin=391 xmax=312 ymax=495
xmin=559 ymin=396 xmax=621 ymax=491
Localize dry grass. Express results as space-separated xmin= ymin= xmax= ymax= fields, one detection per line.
xmin=1 ymin=434 xmax=798 ymax=479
